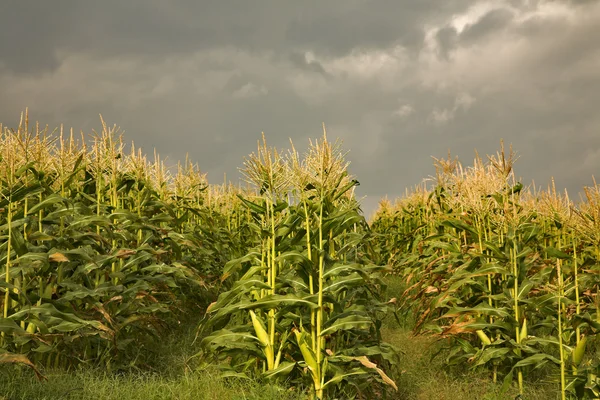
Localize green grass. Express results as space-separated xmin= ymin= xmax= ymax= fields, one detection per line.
xmin=0 ymin=368 xmax=305 ymax=400
xmin=0 ymin=276 xmax=561 ymax=400
xmin=382 ymin=276 xmax=562 ymax=400
xmin=383 ymin=327 xmax=558 ymax=400
xmin=0 ymin=320 xmax=306 ymax=400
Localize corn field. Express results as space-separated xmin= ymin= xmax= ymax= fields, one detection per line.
xmin=5 ymin=111 xmax=597 ymax=399
xmin=371 ymin=144 xmax=600 ymax=399
xmin=0 ymin=114 xmax=397 ymax=400
xmin=0 ymin=112 xmax=251 ymax=373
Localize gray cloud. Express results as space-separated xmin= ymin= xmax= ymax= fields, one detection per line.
xmin=460 ymin=8 xmax=515 ymax=42
xmin=1 ymin=0 xmax=599 ymax=217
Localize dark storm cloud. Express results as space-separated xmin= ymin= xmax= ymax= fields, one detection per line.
xmin=1 ymin=0 xmax=599 ymax=217
xmin=1 ymin=0 xmax=288 ymax=74
xmin=283 ymin=1 xmax=476 ymax=54
xmin=1 ymin=0 xmax=474 ymax=74
xmin=0 ymin=2 xmax=72 ymax=74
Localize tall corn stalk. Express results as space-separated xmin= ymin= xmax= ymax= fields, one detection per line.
xmin=201 ymin=131 xmax=398 ymax=399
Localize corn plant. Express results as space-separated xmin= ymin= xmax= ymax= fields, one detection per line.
xmin=200 ymin=133 xmax=398 ymax=399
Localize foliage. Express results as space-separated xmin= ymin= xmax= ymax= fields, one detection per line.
xmin=0 ymin=112 xmax=247 ymax=372
xmin=200 ymin=133 xmax=398 ymax=399
xmin=371 ymin=144 xmax=600 ymax=399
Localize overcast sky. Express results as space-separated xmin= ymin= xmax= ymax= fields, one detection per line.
xmin=1 ymin=0 xmax=599 ymax=216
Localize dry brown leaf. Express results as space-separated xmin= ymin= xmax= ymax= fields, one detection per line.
xmin=424 ymin=286 xmax=439 ymax=294
xmin=49 ymin=252 xmax=69 ymax=262
xmin=206 ymin=301 xmax=217 ymax=313
xmin=107 ymin=295 xmax=123 ymax=304
xmin=441 ymin=319 xmax=475 ymax=336
xmin=356 ymin=356 xmax=398 ymax=391
xmin=94 ymin=305 xmax=115 ymax=327
xmin=116 ymin=249 xmax=136 ymax=259
xmin=0 ymin=353 xmax=46 ymax=381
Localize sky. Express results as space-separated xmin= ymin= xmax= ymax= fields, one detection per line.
xmin=1 ymin=0 xmax=599 ymax=216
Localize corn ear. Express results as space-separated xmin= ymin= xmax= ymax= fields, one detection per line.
xmin=249 ymin=310 xmax=269 ymax=346
xmin=476 ymin=330 xmax=492 ymax=346
xmin=26 ymin=322 xmax=36 ymax=334
xmin=274 ymin=330 xmax=289 ymax=369
xmin=43 ymin=285 xmax=53 ymax=299
xmin=294 ymin=329 xmax=318 ymax=373
xmin=572 ymin=336 xmax=587 ymax=366
xmin=519 ymin=318 xmax=528 ymax=341
xmin=250 ymin=310 xmax=274 ymax=369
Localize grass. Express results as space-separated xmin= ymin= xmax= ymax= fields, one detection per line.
xmin=0 ymin=320 xmax=306 ymax=400
xmin=382 ymin=276 xmax=562 ymax=400
xmin=0 ymin=277 xmax=561 ymax=400
xmin=0 ymin=369 xmax=304 ymax=400
xmin=383 ymin=327 xmax=558 ymax=400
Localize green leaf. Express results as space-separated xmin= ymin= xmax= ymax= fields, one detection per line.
xmin=444 ymin=303 xmax=511 ymax=319
xmin=27 ymin=194 xmax=65 ymax=215
xmin=52 ymin=321 xmax=86 ymax=332
xmin=513 ymin=353 xmax=560 ymax=368
xmin=240 ymin=294 xmax=319 ymax=311
xmin=236 ymin=195 xmax=266 ymax=214
xmin=322 ymin=369 xmax=368 ymax=389
xmin=222 ymin=251 xmax=262 ymax=280
xmin=441 ymin=219 xmax=478 ymax=236
xmin=473 ymin=347 xmax=510 ymax=366
xmin=501 ymin=368 xmax=514 ymax=394
xmin=219 ymin=371 xmax=253 ymax=380
xmin=323 ymin=274 xmax=364 ymax=293
xmin=263 ymin=361 xmax=296 ymax=379
xmin=332 ymin=179 xmax=359 ymax=201
xmin=546 ymin=247 xmax=571 ymax=259
xmin=321 ymin=315 xmax=372 ymax=336
xmin=0 ymin=218 xmax=28 ymax=234
xmin=276 ymin=251 xmax=313 ymax=273
xmin=0 ymin=318 xmax=30 ymax=336
xmin=201 ymin=330 xmax=260 ymax=349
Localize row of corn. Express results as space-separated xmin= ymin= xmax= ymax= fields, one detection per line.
xmin=199 ymin=134 xmax=398 ymax=399
xmin=0 ymin=112 xmax=251 ymax=374
xmin=371 ymin=144 xmax=600 ymax=399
